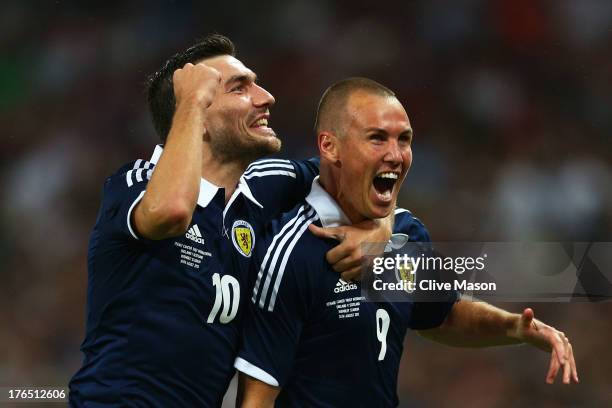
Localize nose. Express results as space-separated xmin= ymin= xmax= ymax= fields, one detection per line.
xmin=383 ymin=139 xmax=403 ymax=167
xmin=253 ymin=84 xmax=275 ymax=108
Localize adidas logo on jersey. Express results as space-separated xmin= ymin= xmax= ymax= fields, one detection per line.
xmin=334 ymin=278 xmax=358 ymax=293
xmin=185 ymin=224 xmax=205 ymax=245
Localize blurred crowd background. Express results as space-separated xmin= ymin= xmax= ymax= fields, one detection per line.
xmin=1 ymin=0 xmax=611 ymax=406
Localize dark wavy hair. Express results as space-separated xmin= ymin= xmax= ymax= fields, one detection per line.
xmin=146 ymin=34 xmax=235 ymax=142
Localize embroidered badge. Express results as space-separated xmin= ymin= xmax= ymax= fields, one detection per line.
xmin=232 ymin=220 xmax=255 ymax=257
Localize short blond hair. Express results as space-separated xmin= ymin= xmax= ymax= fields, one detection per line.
xmin=314 ymin=77 xmax=396 ymax=136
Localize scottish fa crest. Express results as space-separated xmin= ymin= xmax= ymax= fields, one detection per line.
xmin=395 ymin=258 xmax=416 ymax=293
xmin=232 ymin=220 xmax=255 ymax=257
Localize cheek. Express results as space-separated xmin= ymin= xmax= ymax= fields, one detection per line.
xmin=206 ymin=105 xmax=225 ymax=125
xmin=212 ymin=101 xmax=244 ymax=123
xmin=403 ymin=148 xmax=413 ymax=168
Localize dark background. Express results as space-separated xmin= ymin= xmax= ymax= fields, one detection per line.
xmin=1 ymin=1 xmax=611 ymax=406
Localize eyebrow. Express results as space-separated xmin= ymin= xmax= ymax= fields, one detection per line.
xmin=365 ymin=127 xmax=413 ymax=137
xmin=402 ymin=128 xmax=414 ymax=138
xmin=225 ymin=73 xmax=257 ymax=87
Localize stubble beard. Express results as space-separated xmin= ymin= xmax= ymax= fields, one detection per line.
xmin=210 ymin=130 xmax=281 ymax=167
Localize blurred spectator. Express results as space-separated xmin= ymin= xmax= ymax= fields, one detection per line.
xmin=1 ymin=1 xmax=610 ymax=405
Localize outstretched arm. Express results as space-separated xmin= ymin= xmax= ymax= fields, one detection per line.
xmin=418 ymin=300 xmax=579 ymax=384
xmin=309 ymin=212 xmax=394 ymax=281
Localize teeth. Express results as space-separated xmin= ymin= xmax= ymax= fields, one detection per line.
xmin=255 ymin=118 xmax=268 ymax=127
xmin=378 ymin=172 xmax=398 ymax=179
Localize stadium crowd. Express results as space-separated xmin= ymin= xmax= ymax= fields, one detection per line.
xmin=1 ymin=1 xmax=611 ymax=406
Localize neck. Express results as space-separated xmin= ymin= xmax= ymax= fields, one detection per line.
xmin=318 ymin=163 xmax=366 ymax=225
xmin=201 ymin=147 xmax=248 ymax=203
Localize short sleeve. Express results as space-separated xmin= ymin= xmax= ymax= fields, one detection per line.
xmin=242 ymin=157 xmax=319 ymax=219
xmin=235 ymin=255 xmax=313 ymax=387
xmin=99 ymin=160 xmax=154 ymax=240
xmin=394 ymin=209 xmax=459 ymax=330
xmin=408 ymin=289 xmax=457 ymax=330
xmin=393 ymin=208 xmax=431 ymax=242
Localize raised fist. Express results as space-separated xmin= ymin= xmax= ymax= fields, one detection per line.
xmin=172 ymin=62 xmax=221 ymax=109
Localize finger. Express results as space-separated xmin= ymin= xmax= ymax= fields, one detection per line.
xmin=551 ymin=333 xmax=567 ymax=366
xmin=332 ymin=255 xmax=363 ymax=273
xmin=568 ymin=344 xmax=579 ymax=383
xmin=309 ymin=224 xmax=345 ymax=242
xmin=341 ymin=266 xmax=363 ymax=282
xmin=211 ymin=68 xmax=222 ymax=83
xmin=546 ymin=350 xmax=560 ymax=384
xmin=325 ymin=243 xmax=353 ymax=266
xmin=562 ymin=355 xmax=571 ymax=384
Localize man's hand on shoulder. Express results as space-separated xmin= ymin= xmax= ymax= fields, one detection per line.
xmin=308 ymin=214 xmax=392 ymax=281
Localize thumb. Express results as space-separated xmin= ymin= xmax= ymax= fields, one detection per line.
xmin=308 ymin=224 xmax=344 ymax=241
xmin=521 ymin=308 xmax=535 ymax=328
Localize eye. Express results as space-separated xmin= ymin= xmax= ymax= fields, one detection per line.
xmin=399 ymin=133 xmax=412 ymax=145
xmin=230 ymin=84 xmax=246 ymax=93
xmin=369 ymin=133 xmax=385 ymax=143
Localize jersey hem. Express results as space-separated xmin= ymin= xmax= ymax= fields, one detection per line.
xmin=234 ymin=356 xmax=280 ymax=387
xmin=126 ymin=190 xmax=146 ymax=240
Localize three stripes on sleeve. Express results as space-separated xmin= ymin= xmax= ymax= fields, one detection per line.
xmin=251 ymin=204 xmax=319 ymax=312
xmin=125 ymin=159 xmax=154 ymax=187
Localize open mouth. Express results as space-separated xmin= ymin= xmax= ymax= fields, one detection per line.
xmin=250 ymin=117 xmax=269 ymax=128
xmin=249 ymin=116 xmax=276 ymax=137
xmin=372 ymin=172 xmax=399 ymax=202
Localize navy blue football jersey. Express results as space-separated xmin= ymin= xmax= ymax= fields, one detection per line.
xmin=69 ymin=146 xmax=318 ymax=407
xmin=236 ymin=178 xmax=457 ymax=407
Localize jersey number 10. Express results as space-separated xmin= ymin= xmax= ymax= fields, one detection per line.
xmin=207 ymin=273 xmax=240 ymax=324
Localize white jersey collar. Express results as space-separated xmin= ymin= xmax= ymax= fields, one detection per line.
xmin=305 ymin=176 xmax=351 ymax=228
xmin=150 ymin=145 xmax=263 ymax=209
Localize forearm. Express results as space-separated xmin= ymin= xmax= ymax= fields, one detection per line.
xmin=136 ymin=101 xmax=204 ymax=238
xmin=237 ymin=373 xmax=279 ymax=408
xmin=146 ymin=102 xmax=203 ymax=210
xmin=418 ymin=299 xmax=523 ymax=347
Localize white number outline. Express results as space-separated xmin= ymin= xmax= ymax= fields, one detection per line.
xmin=376 ymin=308 xmax=390 ymax=361
xmin=207 ymin=273 xmax=240 ymax=324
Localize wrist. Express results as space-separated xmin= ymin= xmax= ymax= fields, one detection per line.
xmin=173 ymin=99 xmax=206 ymax=127
xmin=368 ymin=218 xmax=389 ymax=242
xmin=505 ymin=312 xmax=524 ymax=343
xmin=379 ymin=215 xmax=393 ymax=241
xmin=176 ymin=95 xmax=207 ymax=113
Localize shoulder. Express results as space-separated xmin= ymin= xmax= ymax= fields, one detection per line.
xmin=251 ymin=203 xmax=328 ymax=311
xmin=104 ymin=159 xmax=155 ymax=190
xmin=99 ymin=158 xmax=154 ymax=209
xmin=393 ymin=207 xmax=430 ymax=242
xmin=262 ymin=203 xmax=326 ymax=266
xmin=243 ymin=158 xmax=298 ymax=180
xmin=241 ymin=158 xmax=319 ymax=217
xmin=243 ymin=157 xmax=319 ymax=181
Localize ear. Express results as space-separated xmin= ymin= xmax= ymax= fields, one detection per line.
xmin=318 ymin=131 xmax=341 ymax=165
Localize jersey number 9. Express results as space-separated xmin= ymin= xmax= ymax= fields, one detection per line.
xmin=376 ymin=308 xmax=390 ymax=361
